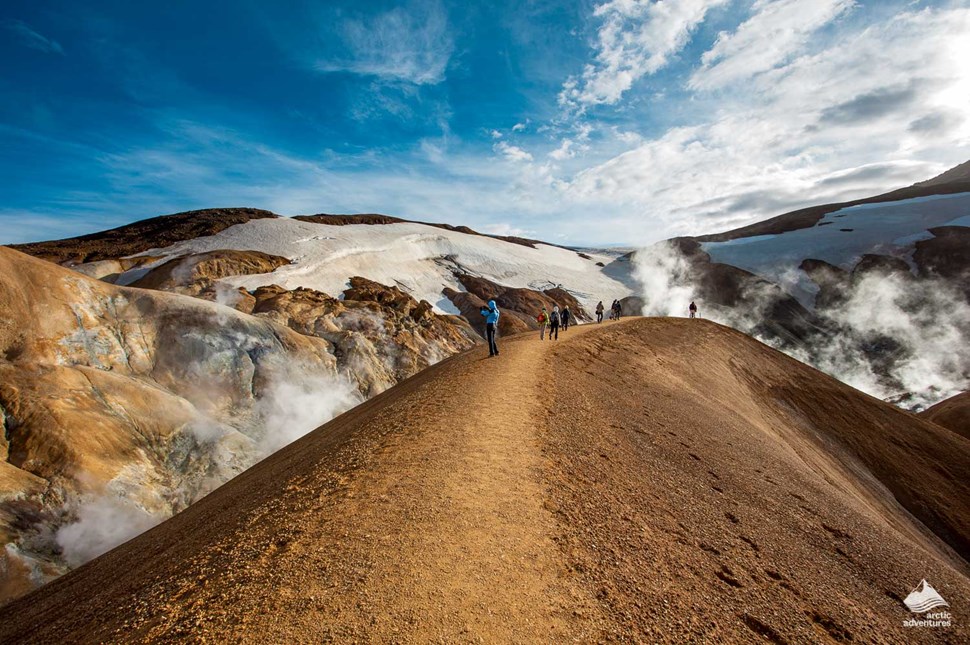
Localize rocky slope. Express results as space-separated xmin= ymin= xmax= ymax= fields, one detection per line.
xmin=248 ymin=278 xmax=478 ymax=396
xmin=0 ymin=319 xmax=966 ymax=643
xmin=10 ymin=207 xmax=279 ymax=265
xmin=0 ymin=246 xmax=479 ymax=603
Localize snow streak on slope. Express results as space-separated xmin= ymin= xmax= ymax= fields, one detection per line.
xmin=701 ymin=192 xmax=970 ymax=303
xmin=118 ymin=219 xmax=635 ymax=313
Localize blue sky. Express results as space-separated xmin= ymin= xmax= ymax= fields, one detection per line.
xmin=1 ymin=0 xmax=968 ymax=246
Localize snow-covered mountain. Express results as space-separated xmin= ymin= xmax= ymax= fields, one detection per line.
xmin=113 ymin=217 xmax=634 ymax=315
xmin=701 ymin=192 xmax=970 ymax=307
xmin=17 ymin=211 xmax=636 ymax=318
xmin=633 ymin=160 xmax=970 ymax=409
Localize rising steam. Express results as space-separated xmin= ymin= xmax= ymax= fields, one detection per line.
xmin=632 ymin=242 xmax=970 ymax=409
xmin=51 ymin=342 xmax=362 ymax=568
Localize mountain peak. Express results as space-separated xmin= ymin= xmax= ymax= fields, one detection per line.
xmin=917 ymin=159 xmax=970 ymax=187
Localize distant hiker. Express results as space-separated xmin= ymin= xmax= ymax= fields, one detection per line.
xmin=595 ymin=301 xmax=604 ymax=323
xmin=549 ymin=305 xmax=561 ymax=340
xmin=480 ymin=300 xmax=500 ymax=356
xmin=561 ymin=306 xmax=571 ymax=331
xmin=537 ymin=306 xmax=549 ymax=340
xmin=613 ymin=300 xmax=622 ymax=320
xmin=689 ymin=301 xmax=698 ymax=319
xmin=609 ymin=299 xmax=618 ymax=321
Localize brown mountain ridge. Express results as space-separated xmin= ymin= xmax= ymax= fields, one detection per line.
xmin=1 ymin=319 xmax=967 ymax=643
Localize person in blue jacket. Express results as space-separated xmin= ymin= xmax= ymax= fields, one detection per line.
xmin=480 ymin=300 xmax=500 ymax=356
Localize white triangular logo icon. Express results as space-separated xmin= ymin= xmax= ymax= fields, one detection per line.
xmin=903 ymin=579 xmax=949 ymax=613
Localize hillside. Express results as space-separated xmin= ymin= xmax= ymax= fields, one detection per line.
xmin=695 ymin=161 xmax=970 ymax=243
xmin=9 ymin=209 xmax=634 ymax=329
xmin=922 ymin=392 xmax=970 ymax=440
xmin=9 ymin=208 xmax=279 ymax=265
xmin=2 ymin=319 xmax=967 ymax=643
xmin=0 ymin=246 xmax=479 ymax=601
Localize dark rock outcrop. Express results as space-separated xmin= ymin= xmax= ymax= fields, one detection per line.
xmin=914 ymin=226 xmax=970 ymax=299
xmin=10 ymin=208 xmax=278 ymax=265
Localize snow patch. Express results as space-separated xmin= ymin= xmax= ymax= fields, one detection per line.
xmin=702 ymin=192 xmax=970 ymax=298
xmin=121 ymin=219 xmax=634 ymax=315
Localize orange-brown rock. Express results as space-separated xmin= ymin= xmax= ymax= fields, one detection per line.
xmin=0 ymin=247 xmax=341 ymax=603
xmin=249 ymin=280 xmax=480 ymax=396
xmin=129 ymin=249 xmax=291 ymax=296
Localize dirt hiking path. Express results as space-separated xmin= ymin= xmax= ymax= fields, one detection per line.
xmin=2 ymin=318 xmax=968 ymax=644
xmin=261 ymin=321 xmax=604 ymax=641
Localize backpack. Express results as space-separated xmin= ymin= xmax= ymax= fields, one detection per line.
xmin=537 ymin=312 xmax=547 ymax=323
xmin=550 ymin=311 xmax=560 ymax=324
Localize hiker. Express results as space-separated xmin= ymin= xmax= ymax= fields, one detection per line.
xmin=561 ymin=306 xmax=571 ymax=331
xmin=480 ymin=300 xmax=500 ymax=356
xmin=613 ymin=300 xmax=623 ymax=320
xmin=689 ymin=301 xmax=698 ymax=319
xmin=595 ymin=301 xmax=604 ymax=323
xmin=609 ymin=299 xmax=618 ymax=320
xmin=549 ymin=305 xmax=561 ymax=340
xmin=537 ymin=306 xmax=549 ymax=340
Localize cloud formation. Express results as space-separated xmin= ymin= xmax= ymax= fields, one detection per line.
xmin=688 ymin=0 xmax=855 ymax=90
xmin=560 ymin=0 xmax=728 ymax=108
xmin=552 ymin=4 xmax=970 ymax=239
xmin=314 ymin=0 xmax=453 ymax=85
xmin=4 ymin=2 xmax=969 ymax=247
xmin=494 ymin=141 xmax=534 ymax=163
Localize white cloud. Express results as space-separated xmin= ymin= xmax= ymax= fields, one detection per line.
xmin=3 ymin=20 xmax=64 ymax=55
xmin=494 ymin=141 xmax=534 ymax=163
xmin=556 ymin=5 xmax=970 ymax=239
xmin=689 ymin=0 xmax=856 ymax=90
xmin=489 ymin=129 xmax=503 ymax=139
xmin=314 ymin=0 xmax=453 ymax=85
xmin=560 ymin=0 xmax=729 ymax=108
xmin=549 ymin=139 xmax=575 ymax=160
xmin=12 ymin=5 xmax=969 ymax=250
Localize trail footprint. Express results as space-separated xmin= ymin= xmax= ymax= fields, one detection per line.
xmin=716 ymin=565 xmax=744 ymax=588
xmin=740 ymin=535 xmax=760 ymax=553
xmin=741 ymin=614 xmax=786 ymax=644
xmin=822 ymin=523 xmax=852 ymax=540
xmin=806 ymin=610 xmax=853 ymax=642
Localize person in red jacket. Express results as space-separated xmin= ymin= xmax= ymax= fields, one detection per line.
xmin=537 ymin=306 xmax=549 ymax=339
